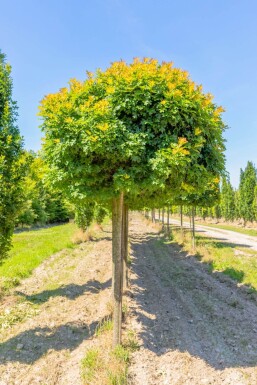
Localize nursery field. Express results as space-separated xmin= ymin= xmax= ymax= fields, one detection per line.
xmin=0 ymin=213 xmax=257 ymax=385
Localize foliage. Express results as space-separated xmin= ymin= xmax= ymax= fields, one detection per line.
xmin=39 ymin=58 xmax=226 ymax=347
xmin=16 ymin=151 xmax=70 ymax=227
xmin=220 ymin=177 xmax=235 ymax=221
xmin=253 ymin=186 xmax=257 ymax=220
xmin=39 ymin=58 xmax=226 ymax=207
xmin=179 ymin=162 xmax=257 ymax=225
xmin=0 ymin=51 xmax=25 ymax=261
xmin=238 ymin=161 xmax=257 ymax=223
xmin=95 ymin=205 xmax=108 ymax=225
xmin=75 ymin=202 xmax=95 ymax=231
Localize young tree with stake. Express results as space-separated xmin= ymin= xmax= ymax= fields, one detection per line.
xmin=39 ymin=58 xmax=226 ymax=345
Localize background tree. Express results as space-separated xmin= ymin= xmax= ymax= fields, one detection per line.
xmin=220 ymin=177 xmax=235 ymax=221
xmin=238 ymin=161 xmax=257 ymax=224
xmin=253 ymin=185 xmax=257 ymax=221
xmin=17 ymin=151 xmax=70 ymax=227
xmin=0 ymin=51 xmax=25 ymax=261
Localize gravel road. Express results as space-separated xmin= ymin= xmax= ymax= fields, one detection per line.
xmin=166 ymin=217 xmax=257 ymax=251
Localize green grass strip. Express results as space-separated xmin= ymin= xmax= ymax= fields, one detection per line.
xmin=0 ymin=222 xmax=78 ymax=291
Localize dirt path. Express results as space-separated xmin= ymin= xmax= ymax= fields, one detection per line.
xmin=127 ymin=214 xmax=257 ymax=385
xmin=168 ymin=218 xmax=257 ymax=251
xmin=0 ymin=227 xmax=113 ymax=385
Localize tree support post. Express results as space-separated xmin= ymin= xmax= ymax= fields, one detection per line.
xmin=123 ymin=204 xmax=129 ymax=290
xmin=180 ymin=205 xmax=183 ymax=239
xmin=112 ymin=192 xmax=124 ymax=346
xmin=192 ymin=206 xmax=196 ymax=251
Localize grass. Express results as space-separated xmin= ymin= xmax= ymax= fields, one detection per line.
xmin=95 ymin=317 xmax=113 ymax=337
xmin=81 ymin=349 xmax=101 ymax=383
xmin=0 ymin=222 xmax=78 ymax=292
xmin=169 ymin=226 xmax=257 ymax=291
xmin=81 ymin=315 xmax=139 ymax=385
xmin=0 ymin=300 xmax=39 ymax=332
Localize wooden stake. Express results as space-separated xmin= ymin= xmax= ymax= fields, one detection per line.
xmin=112 ymin=192 xmax=123 ymax=346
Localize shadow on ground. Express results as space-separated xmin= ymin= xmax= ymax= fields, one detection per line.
xmin=0 ymin=277 xmax=112 ymax=364
xmin=16 ymin=278 xmax=111 ymax=303
xmin=129 ymin=227 xmax=257 ymax=370
xmin=0 ymin=317 xmax=104 ymax=364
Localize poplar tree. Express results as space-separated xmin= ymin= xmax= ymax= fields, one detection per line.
xmin=220 ymin=177 xmax=235 ymax=221
xmin=253 ymin=185 xmax=257 ymax=221
xmin=238 ymin=162 xmax=257 ymax=224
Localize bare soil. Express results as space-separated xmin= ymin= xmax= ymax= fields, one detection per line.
xmin=127 ymin=215 xmax=257 ymax=385
xmin=0 ymin=228 xmax=113 ymax=385
xmin=1 ymin=214 xmax=257 ymax=384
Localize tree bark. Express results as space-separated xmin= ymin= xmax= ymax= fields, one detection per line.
xmin=162 ymin=208 xmax=164 ymax=224
xmin=167 ymin=206 xmax=170 ymax=230
xmin=159 ymin=209 xmax=161 ymax=221
xmin=112 ymin=192 xmax=124 ymax=346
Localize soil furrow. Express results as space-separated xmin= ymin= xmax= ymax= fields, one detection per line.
xmin=128 ymin=215 xmax=257 ymax=385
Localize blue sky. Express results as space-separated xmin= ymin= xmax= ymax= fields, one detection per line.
xmin=1 ymin=0 xmax=256 ymax=187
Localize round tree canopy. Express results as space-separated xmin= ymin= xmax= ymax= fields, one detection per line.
xmin=39 ymin=58 xmax=226 ymax=204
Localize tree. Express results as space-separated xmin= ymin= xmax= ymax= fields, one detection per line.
xmin=75 ymin=202 xmax=95 ymax=232
xmin=16 ymin=151 xmax=70 ymax=227
xmin=238 ymin=162 xmax=257 ymax=224
xmin=253 ymin=185 xmax=257 ymax=221
xmin=220 ymin=177 xmax=235 ymax=221
xmin=39 ymin=58 xmax=226 ymax=345
xmin=0 ymin=51 xmax=24 ymax=261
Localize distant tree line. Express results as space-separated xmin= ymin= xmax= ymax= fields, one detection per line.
xmin=173 ymin=161 xmax=257 ymax=225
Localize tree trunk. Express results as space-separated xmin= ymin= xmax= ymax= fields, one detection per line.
xmin=167 ymin=206 xmax=170 ymax=230
xmin=158 ymin=209 xmax=161 ymax=221
xmin=162 ymin=208 xmax=164 ymax=224
xmin=112 ymin=192 xmax=124 ymax=346
xmin=123 ymin=204 xmax=129 ymax=290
